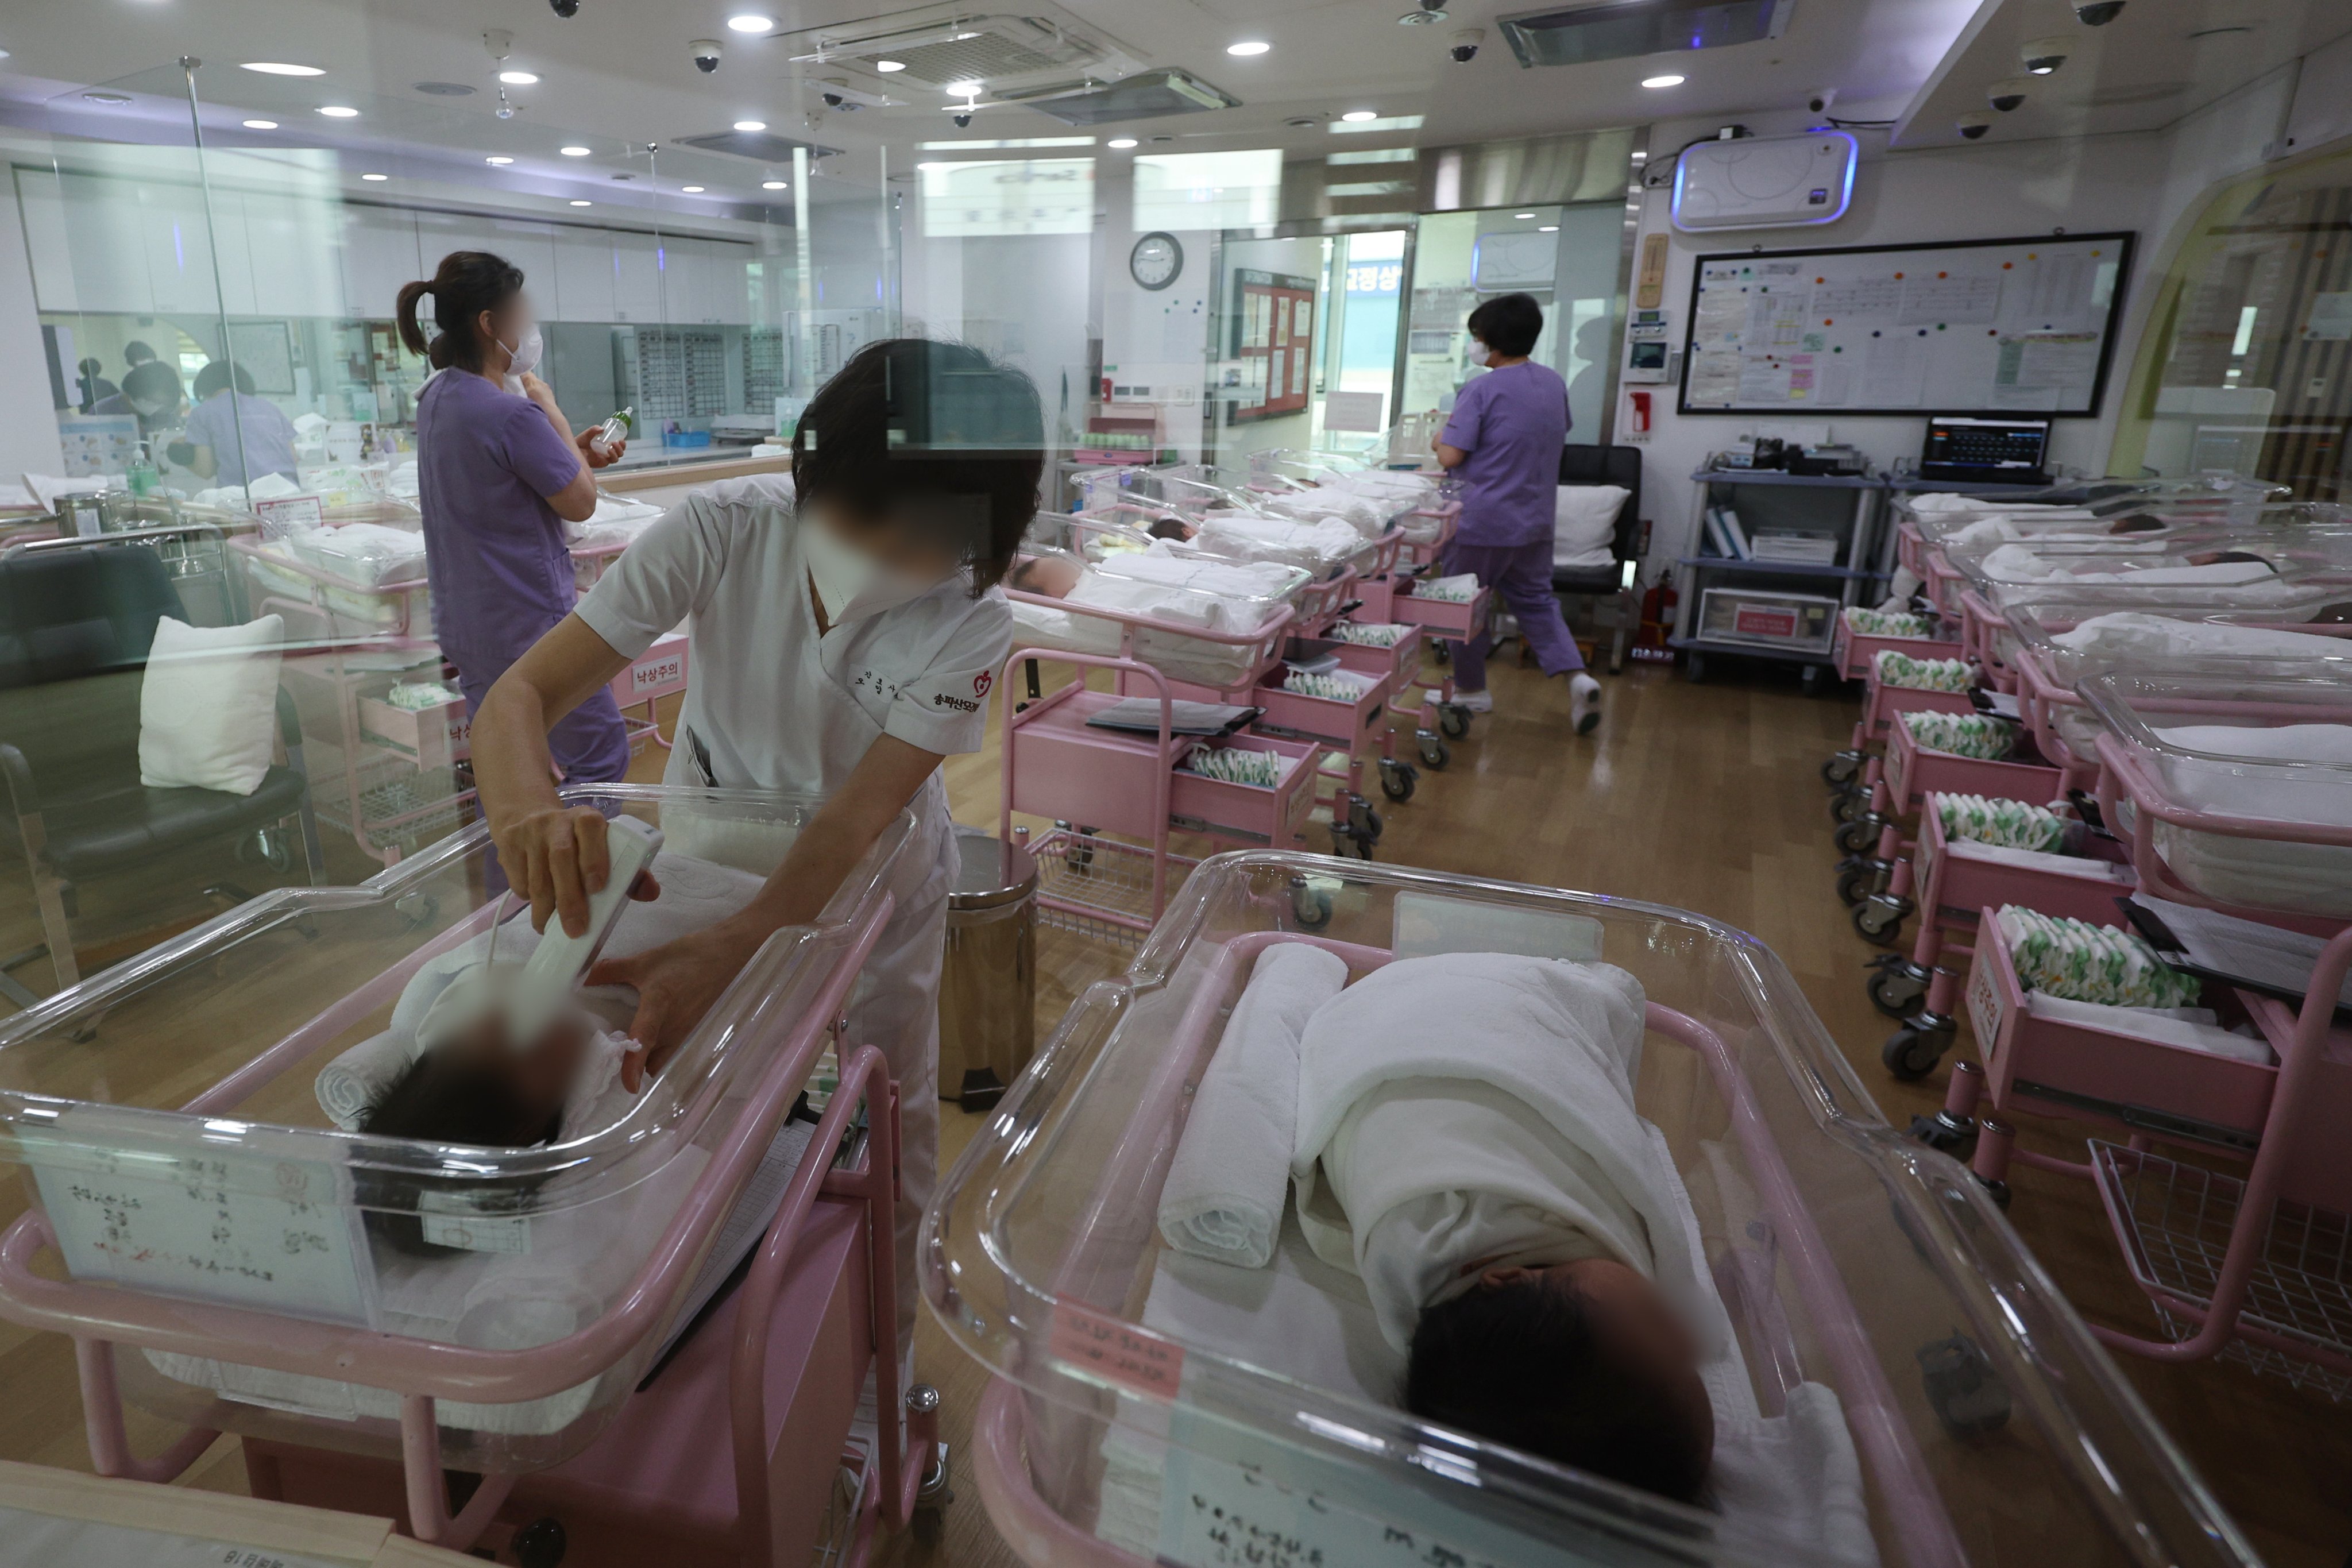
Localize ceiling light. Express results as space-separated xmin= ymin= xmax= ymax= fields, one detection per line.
xmin=875 ymin=59 xmax=906 ymax=72
xmin=947 ymin=79 xmax=984 ymax=95
xmin=1226 ymin=40 xmax=1270 ymax=56
xmin=83 ymin=91 xmax=132 ymax=105
xmin=499 ymin=70 xmax=539 ymax=85
xmin=316 ymin=105 xmax=359 ymax=117
xmin=1513 ymin=211 xmax=1534 ymax=219
xmin=485 ymin=155 xmax=514 ymax=165
xmin=242 ymin=62 xmax=325 ymax=76
xmin=0 ymin=50 xmax=11 ymax=60
xmin=361 ymin=172 xmax=388 ymax=180
xmin=725 ymin=13 xmax=775 ymax=32
xmin=1107 ymin=137 xmax=1138 ymax=148
xmin=763 ymin=179 xmax=788 ymax=188
xmin=1538 ymin=225 xmax=1558 ymax=231
xmin=1398 ymin=8 xmax=1446 ymax=22
xmin=1641 ymin=73 xmax=1685 ymax=88
xmin=733 ymin=118 xmax=766 ymax=130
xmin=570 ymin=199 xmax=592 ymax=206
xmin=681 ymin=184 xmax=705 ymax=192
xmin=561 ymin=144 xmax=591 ymax=156
xmin=242 ymin=118 xmax=279 ymax=129
xmin=1341 ymin=109 xmax=1378 ymax=122
xmin=916 ymin=162 xmax=948 ymax=171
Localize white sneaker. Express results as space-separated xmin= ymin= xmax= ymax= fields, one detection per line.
xmin=1569 ymin=673 xmax=1602 ymax=735
xmin=1454 ymin=688 xmax=1494 ymax=713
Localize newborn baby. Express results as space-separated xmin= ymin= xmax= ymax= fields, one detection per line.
xmin=1290 ymin=952 xmax=1718 ymax=1503
xmin=1008 ymin=553 xmax=1084 ymax=598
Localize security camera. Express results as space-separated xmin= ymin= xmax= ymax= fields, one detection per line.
xmin=953 ymin=111 xmax=974 ymax=127
xmin=691 ymin=38 xmax=723 ymax=74
xmin=1987 ymin=76 xmax=2033 ymax=112
xmin=2073 ymin=0 xmax=2125 ymax=24
xmin=1805 ymin=86 xmax=1836 ymax=114
xmin=2021 ymin=36 xmax=2071 ymax=75
xmin=1448 ymin=26 xmax=1482 ymax=63
xmin=1955 ymin=110 xmax=1994 ymax=141
xmin=822 ymin=91 xmax=844 ymax=107
xmin=548 ymin=0 xmax=578 ymax=16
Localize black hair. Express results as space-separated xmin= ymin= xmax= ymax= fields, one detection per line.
xmin=357 ymin=1049 xmax=563 ymax=1256
xmin=791 ymin=338 xmax=1044 ymax=595
xmin=1007 ymin=557 xmax=1053 ymax=593
xmin=1146 ymin=515 xmax=1191 ymax=540
xmin=120 ymin=360 xmax=184 ymax=413
xmin=1466 ymin=292 xmax=1544 ymax=359
xmin=76 ymin=357 xmax=102 ymax=376
xmin=396 ymin=250 xmax=527 ymax=373
xmin=1405 ymin=1273 xmax=1711 ymax=1504
xmin=123 ymin=340 xmax=156 ymax=366
xmin=193 ymin=361 xmax=257 ymax=400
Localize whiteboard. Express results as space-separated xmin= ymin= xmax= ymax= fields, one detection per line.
xmin=1678 ymin=231 xmax=2135 ymax=417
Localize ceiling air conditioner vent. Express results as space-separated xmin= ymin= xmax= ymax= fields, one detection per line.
xmin=675 ymin=129 xmax=843 ymax=163
xmin=785 ymin=7 xmax=1137 ymax=92
xmin=1498 ymin=0 xmax=1791 ymax=69
xmin=998 ymin=68 xmax=1239 ymax=125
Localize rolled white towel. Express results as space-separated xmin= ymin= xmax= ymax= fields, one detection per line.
xmin=316 ymin=1028 xmax=417 ymax=1128
xmin=1156 ymin=942 xmax=1348 ymax=1268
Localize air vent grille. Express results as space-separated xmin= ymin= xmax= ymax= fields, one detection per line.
xmin=882 ymin=29 xmax=1100 ymax=87
xmin=676 ymin=129 xmax=843 ymax=163
xmin=1001 ymin=68 xmax=1238 ymax=125
xmin=1498 ymin=0 xmax=1789 ymax=68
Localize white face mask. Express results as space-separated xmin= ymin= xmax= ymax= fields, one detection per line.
xmin=801 ymin=515 xmax=940 ymax=625
xmin=499 ymin=322 xmax=544 ymax=391
xmin=1466 ymin=340 xmax=1492 ymax=368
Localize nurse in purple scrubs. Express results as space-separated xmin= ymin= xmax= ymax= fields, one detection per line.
xmin=397 ymin=250 xmax=634 ymax=785
xmin=1434 ymin=292 xmax=1605 ymax=736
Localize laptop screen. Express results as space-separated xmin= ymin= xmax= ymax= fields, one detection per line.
xmin=1921 ymin=415 xmax=2052 ymax=474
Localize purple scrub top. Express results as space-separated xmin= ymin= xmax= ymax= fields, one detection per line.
xmin=1439 ymin=360 xmax=1570 ymax=549
xmin=415 ymin=370 xmax=585 ymax=663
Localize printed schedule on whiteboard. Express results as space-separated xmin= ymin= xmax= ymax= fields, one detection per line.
xmin=1678 ymin=231 xmax=2134 ymax=416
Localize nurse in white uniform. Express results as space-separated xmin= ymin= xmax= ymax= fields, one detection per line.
xmin=468 ymin=338 xmax=1043 ymax=1350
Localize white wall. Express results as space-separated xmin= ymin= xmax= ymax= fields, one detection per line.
xmin=0 ymin=184 xmax=64 ymax=480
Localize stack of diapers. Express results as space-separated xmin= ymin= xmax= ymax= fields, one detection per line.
xmin=2142 ymin=722 xmax=2352 ymax=917
xmin=1935 ymin=793 xmax=2067 ymax=852
xmin=1156 ymin=943 xmax=1349 ymax=1268
xmin=1328 ymin=620 xmax=1409 ymax=648
xmin=1901 ymin=710 xmax=2018 ymax=760
xmin=1411 ymin=572 xmax=1480 ymax=603
xmin=1996 ymin=907 xmax=2202 ymax=1008
xmin=1177 ymin=747 xmax=1295 ymax=789
xmin=1283 ymin=669 xmax=1376 ymax=702
xmin=1874 ymin=650 xmax=1975 ymax=692
xmin=1843 ymin=606 xmax=1933 ymax=638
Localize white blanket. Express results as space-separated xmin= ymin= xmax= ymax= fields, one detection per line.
xmin=2023 ymin=993 xmax=2274 ymax=1065
xmin=1195 ymin=511 xmax=1366 ymax=573
xmin=2145 ymin=721 xmax=2352 ymax=917
xmin=1979 ymin=543 xmax=2277 ymax=588
xmin=2050 ymin=612 xmax=2352 ymax=667
xmin=1290 ymin=953 xmax=1719 ymax=1361
xmin=1909 ymin=493 xmax=2096 ymax=517
xmin=1157 ymin=944 xmax=1348 ymax=1268
xmin=286 ymin=523 xmax=428 ymax=588
xmin=1945 ymin=838 xmax=2133 ymax=881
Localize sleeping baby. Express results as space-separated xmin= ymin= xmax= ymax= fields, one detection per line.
xmin=1290 ymin=952 xmax=1721 ymax=1504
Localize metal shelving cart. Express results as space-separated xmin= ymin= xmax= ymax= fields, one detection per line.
xmin=1671 ymin=467 xmax=1890 ymax=689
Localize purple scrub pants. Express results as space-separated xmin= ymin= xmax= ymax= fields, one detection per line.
xmin=1442 ymin=536 xmax=1585 ymax=692
xmin=452 ymin=650 xmax=634 ymax=787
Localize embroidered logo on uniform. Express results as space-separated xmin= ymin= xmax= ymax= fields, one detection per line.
xmin=973 ymin=669 xmax=994 ymax=697
xmin=932 ymin=691 xmax=979 ymax=713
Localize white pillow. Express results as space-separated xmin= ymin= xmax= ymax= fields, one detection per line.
xmin=138 ymin=615 xmax=288 ymax=795
xmin=1554 ymin=484 xmax=1630 ymax=565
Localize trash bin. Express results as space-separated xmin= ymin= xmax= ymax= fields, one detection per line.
xmin=937 ymin=827 xmax=1038 ymax=1110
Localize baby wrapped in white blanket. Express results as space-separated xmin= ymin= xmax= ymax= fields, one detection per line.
xmin=1291 ymin=953 xmax=1727 ymax=1503
xmin=1006 ymin=545 xmax=1304 ymax=683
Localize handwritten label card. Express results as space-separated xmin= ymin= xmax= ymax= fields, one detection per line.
xmin=1048 ymin=1301 xmax=1185 ymax=1399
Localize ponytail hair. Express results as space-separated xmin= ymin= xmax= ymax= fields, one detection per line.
xmin=395 ymin=250 xmax=526 ymax=372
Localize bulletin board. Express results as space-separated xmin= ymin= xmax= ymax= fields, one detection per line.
xmin=1677 ymin=231 xmax=2135 ymax=417
xmin=1230 ymin=269 xmax=1317 ymax=422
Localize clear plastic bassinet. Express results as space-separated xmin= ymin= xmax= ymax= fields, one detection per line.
xmin=0 ymin=785 xmax=912 ymax=1474
xmin=923 ymin=852 xmax=2255 ymax=1568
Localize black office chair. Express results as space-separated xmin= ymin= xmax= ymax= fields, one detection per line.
xmin=0 ymin=538 xmax=323 ymax=998
xmin=1551 ymin=443 xmax=1646 ymax=673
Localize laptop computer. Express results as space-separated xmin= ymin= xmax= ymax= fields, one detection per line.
xmin=1919 ymin=414 xmax=2053 ymax=486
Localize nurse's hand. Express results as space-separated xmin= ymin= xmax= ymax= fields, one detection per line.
xmin=585 ymin=918 xmax=766 ymax=1091
xmin=576 ymin=428 xmax=626 ymax=469
xmin=491 ymin=804 xmax=662 ymax=937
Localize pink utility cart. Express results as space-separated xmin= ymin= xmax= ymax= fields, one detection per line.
xmin=924 ymin=852 xmax=2261 ymax=1568
xmin=0 ymin=787 xmax=944 ymax=1566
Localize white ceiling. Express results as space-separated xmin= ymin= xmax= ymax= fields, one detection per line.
xmin=1892 ymin=0 xmax=2352 ymax=149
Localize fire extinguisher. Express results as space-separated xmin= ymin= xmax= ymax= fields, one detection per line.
xmin=1637 ymin=566 xmax=1677 ymax=652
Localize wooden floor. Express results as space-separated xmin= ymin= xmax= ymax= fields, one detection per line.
xmin=3 ymin=655 xmax=2348 ymax=1565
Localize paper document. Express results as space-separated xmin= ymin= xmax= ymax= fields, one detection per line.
xmin=1086 ymin=698 xmax=1260 ymax=737
xmin=2127 ymin=894 xmax=2352 ymax=1016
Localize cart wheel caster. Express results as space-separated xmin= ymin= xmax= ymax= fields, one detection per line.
xmin=1822 ymin=750 xmax=1864 ymax=786
xmin=1431 ymin=639 xmax=1451 ymax=666
xmin=1973 ymin=1172 xmax=2013 ymax=1210
xmin=1438 ymin=703 xmax=1471 ymax=739
xmin=1379 ymin=760 xmax=1416 ymax=802
xmin=1290 ymin=880 xmax=1333 ymax=930
xmin=1834 ymin=814 xmax=1886 ymax=855
xmin=1347 ymin=799 xmax=1382 ymax=842
xmin=1417 ymin=734 xmax=1450 ymax=771
xmin=1801 ymin=663 xmax=1828 ymax=696
xmin=1830 ymin=788 xmax=1872 ymax=825
xmin=1866 ymin=960 xmax=1930 ymax=1018
xmin=916 ymin=1438 xmax=954 ymax=1513
xmin=511 ymin=1517 xmax=567 ymax=1568
xmin=1684 ymin=651 xmax=1706 ymax=682
xmin=1853 ymin=898 xmax=1904 ymax=947
xmin=1908 ymin=1109 xmax=1979 ymax=1159
xmin=1916 ymin=1333 xmax=2011 ymax=1439
xmin=1882 ymin=1026 xmax=1947 ymax=1081
xmin=1836 ymin=861 xmax=1887 ymax=908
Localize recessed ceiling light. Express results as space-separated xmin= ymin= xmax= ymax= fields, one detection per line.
xmin=1538 ymin=225 xmax=1558 ymax=232
xmin=725 ymin=13 xmax=775 ymax=32
xmin=875 ymin=59 xmax=906 ymax=72
xmin=916 ymin=161 xmax=948 ymax=171
xmin=762 ymin=179 xmax=788 ymax=188
xmin=570 ymin=199 xmax=592 ymax=206
xmin=361 ymin=172 xmax=388 ymax=180
xmin=1513 ymin=211 xmax=1534 ymax=219
xmin=1341 ymin=109 xmax=1378 ymax=122
xmin=561 ymin=145 xmax=591 ymax=156
xmin=498 ymin=70 xmax=539 ymax=85
xmin=83 ymin=91 xmax=132 ymax=105
xmin=1226 ymin=40 xmax=1270 ymax=56
xmin=485 ymin=155 xmax=514 ymax=165
xmin=733 ymin=118 xmax=766 ymax=131
xmin=242 ymin=61 xmax=324 ymax=76
xmin=242 ymin=118 xmax=279 ymax=129
xmin=1397 ymin=7 xmax=1446 ymax=21
xmin=317 ymin=105 xmax=359 ymax=117
xmin=1107 ymin=137 xmax=1138 ymax=149
xmin=947 ymin=79 xmax=983 ymax=95
xmin=0 ymin=49 xmax=11 ymax=60
xmin=681 ymin=184 xmax=705 ymax=192
xmin=1641 ymin=73 xmax=1685 ymax=88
